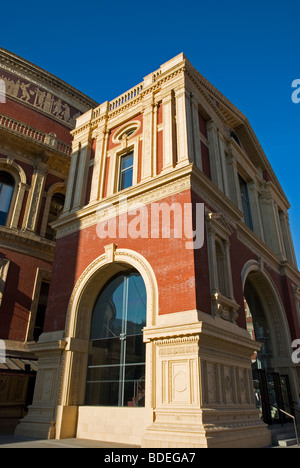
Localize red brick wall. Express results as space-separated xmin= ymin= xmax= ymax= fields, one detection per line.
xmin=2 ymin=97 xmax=72 ymax=144
xmin=201 ymin=141 xmax=211 ymax=180
xmin=0 ymin=249 xmax=52 ymax=341
xmin=229 ymin=230 xmax=300 ymax=338
xmin=198 ymin=112 xmax=208 ymax=139
xmin=43 ymin=184 xmax=300 ymax=348
xmin=107 ymin=114 xmax=143 ymax=151
xmin=157 ymin=129 xmax=163 ymax=175
xmin=44 ymin=189 xmax=197 ymax=332
xmin=191 ymin=191 xmax=212 ymax=316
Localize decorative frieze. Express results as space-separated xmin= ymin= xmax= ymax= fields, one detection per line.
xmin=0 ymin=65 xmax=92 ymax=129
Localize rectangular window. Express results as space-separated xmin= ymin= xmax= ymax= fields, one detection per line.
xmin=239 ymin=175 xmax=253 ymax=231
xmin=33 ymin=281 xmax=50 ymax=341
xmin=119 ymin=152 xmax=134 ymax=191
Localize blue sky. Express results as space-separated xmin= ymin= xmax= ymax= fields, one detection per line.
xmin=1 ymin=0 xmax=300 ymax=263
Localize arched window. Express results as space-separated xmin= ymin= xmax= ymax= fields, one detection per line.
xmin=45 ymin=193 xmax=65 ymax=240
xmin=244 ymin=280 xmax=273 ymax=371
xmin=0 ymin=172 xmax=15 ymax=226
xmin=85 ymin=269 xmax=147 ymax=407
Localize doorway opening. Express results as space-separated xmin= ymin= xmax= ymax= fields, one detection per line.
xmin=244 ymin=276 xmax=294 ymax=425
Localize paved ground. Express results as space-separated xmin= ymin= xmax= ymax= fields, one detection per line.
xmin=0 ymin=435 xmax=140 ymax=448
xmin=1 ymin=434 xmax=299 ymax=448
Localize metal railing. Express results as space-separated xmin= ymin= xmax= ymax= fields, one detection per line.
xmin=270 ymin=403 xmax=300 ymax=446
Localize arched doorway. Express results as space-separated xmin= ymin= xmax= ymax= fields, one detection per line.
xmin=85 ymin=269 xmax=147 ymax=407
xmin=244 ymin=272 xmax=295 ymax=425
xmin=54 ymin=247 xmax=158 ymax=442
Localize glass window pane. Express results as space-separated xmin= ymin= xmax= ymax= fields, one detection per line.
xmin=125 ymin=335 xmax=145 ymax=364
xmin=33 ymin=282 xmax=50 ymax=341
xmin=0 ymin=172 xmax=15 ymax=226
xmin=45 ymin=193 xmax=65 ymax=240
xmin=86 ymin=270 xmax=147 ymax=407
xmin=88 ymin=338 xmax=122 ymax=366
xmin=85 ymin=381 xmax=119 ymax=407
xmin=90 ymin=275 xmax=124 ymax=340
xmin=121 ymin=153 xmax=133 ymax=170
xmin=127 ymin=274 xmax=147 ymax=335
xmin=119 ymin=153 xmax=134 ymax=191
xmin=120 ymin=166 xmax=133 ymax=191
xmin=239 ymin=175 xmax=253 ymax=231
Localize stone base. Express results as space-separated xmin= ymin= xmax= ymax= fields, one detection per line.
xmin=14 ymin=331 xmax=66 ymax=440
xmin=143 ymin=408 xmax=271 ymax=448
xmin=77 ymin=406 xmax=152 ymax=446
xmin=15 ymin=407 xmax=56 ymax=439
xmin=142 ymin=310 xmax=272 ymax=449
xmin=143 ymin=423 xmax=271 ymax=448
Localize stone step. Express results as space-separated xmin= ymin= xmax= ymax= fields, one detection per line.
xmin=278 ymin=438 xmax=300 ymax=447
xmin=269 ymin=423 xmax=300 ymax=446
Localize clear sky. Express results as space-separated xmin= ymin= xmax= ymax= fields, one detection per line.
xmin=1 ymin=0 xmax=300 ymax=264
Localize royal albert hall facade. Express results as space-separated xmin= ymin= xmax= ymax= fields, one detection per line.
xmin=0 ymin=47 xmax=97 ymax=433
xmin=1 ymin=52 xmax=300 ymax=447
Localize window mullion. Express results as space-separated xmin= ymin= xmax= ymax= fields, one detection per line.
xmin=118 ymin=275 xmax=129 ymax=406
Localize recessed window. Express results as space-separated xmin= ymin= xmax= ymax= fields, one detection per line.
xmin=123 ymin=128 xmax=135 ymax=138
xmin=0 ymin=171 xmax=15 ymax=226
xmin=33 ymin=281 xmax=50 ymax=341
xmin=119 ymin=152 xmax=134 ymax=191
xmin=45 ymin=193 xmax=65 ymax=241
xmin=239 ymin=175 xmax=253 ymax=231
xmin=230 ymin=130 xmax=241 ymax=147
xmin=112 ymin=121 xmax=141 ymax=144
xmin=85 ymin=270 xmax=147 ymax=407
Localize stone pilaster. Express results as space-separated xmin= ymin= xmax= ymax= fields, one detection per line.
xmin=23 ymin=163 xmax=47 ymax=232
xmin=141 ymin=97 xmax=155 ymax=182
xmin=143 ymin=311 xmax=271 ymax=448
xmin=15 ymin=331 xmax=66 ymax=439
xmin=260 ymin=184 xmax=285 ymax=259
xmin=207 ymin=121 xmax=225 ymax=193
xmin=72 ymin=142 xmax=91 ymax=210
xmin=161 ymin=90 xmax=176 ymax=173
xmin=247 ymin=181 xmax=265 ymax=241
xmin=279 ymin=211 xmax=297 ymax=266
xmin=175 ymin=87 xmax=193 ymax=168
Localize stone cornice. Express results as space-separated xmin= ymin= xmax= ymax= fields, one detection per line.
xmin=53 ymin=164 xmax=193 ymax=238
xmin=191 ymin=165 xmax=242 ymax=225
xmin=0 ymin=113 xmax=72 ymax=158
xmin=236 ymin=219 xmax=300 ymax=283
xmin=184 ymin=58 xmax=288 ymax=204
xmin=0 ymin=226 xmax=55 ymax=262
xmin=0 ymin=47 xmax=98 ymax=110
xmin=72 ymin=55 xmax=187 ymax=137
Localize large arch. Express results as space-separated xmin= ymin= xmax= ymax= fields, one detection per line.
xmin=242 ymin=260 xmax=291 ymax=361
xmin=55 ymin=245 xmax=158 ymax=438
xmin=0 ymin=159 xmax=27 ymax=228
xmin=40 ymin=181 xmax=66 ymax=238
xmin=242 ymin=260 xmax=298 ymax=424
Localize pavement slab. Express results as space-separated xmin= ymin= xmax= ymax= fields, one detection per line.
xmin=0 ymin=435 xmax=140 ymax=448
